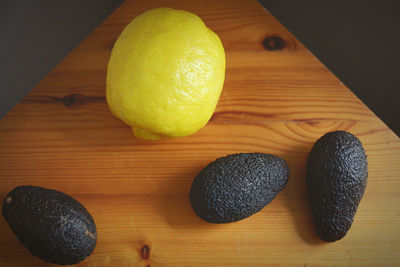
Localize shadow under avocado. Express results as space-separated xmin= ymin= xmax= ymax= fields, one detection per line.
xmin=155 ymin=144 xmax=328 ymax=241
xmin=280 ymin=143 xmax=325 ymax=245
xmin=280 ymin=190 xmax=324 ymax=245
xmin=156 ymin=165 xmax=226 ymax=231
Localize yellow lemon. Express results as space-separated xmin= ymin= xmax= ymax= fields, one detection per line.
xmin=106 ymin=7 xmax=225 ymax=140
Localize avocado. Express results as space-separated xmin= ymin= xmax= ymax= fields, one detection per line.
xmin=306 ymin=131 xmax=368 ymax=242
xmin=189 ymin=153 xmax=289 ymax=223
xmin=2 ymin=185 xmax=97 ymax=265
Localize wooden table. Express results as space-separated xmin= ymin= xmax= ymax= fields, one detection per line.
xmin=1 ymin=0 xmax=399 ymax=266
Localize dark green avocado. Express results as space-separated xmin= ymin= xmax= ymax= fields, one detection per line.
xmin=2 ymin=185 xmax=97 ymax=265
xmin=306 ymin=131 xmax=368 ymax=242
xmin=189 ymin=153 xmax=289 ymax=223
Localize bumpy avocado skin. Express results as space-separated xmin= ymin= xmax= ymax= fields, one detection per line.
xmin=2 ymin=185 xmax=97 ymax=265
xmin=306 ymin=131 xmax=368 ymax=242
xmin=189 ymin=153 xmax=290 ymax=223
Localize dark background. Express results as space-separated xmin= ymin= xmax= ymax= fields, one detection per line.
xmin=1 ymin=0 xmax=399 ymax=135
xmin=260 ymin=0 xmax=400 ymax=135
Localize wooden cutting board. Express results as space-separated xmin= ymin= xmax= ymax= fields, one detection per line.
xmin=1 ymin=0 xmax=399 ymax=266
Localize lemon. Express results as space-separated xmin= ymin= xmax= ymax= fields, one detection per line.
xmin=106 ymin=7 xmax=225 ymax=140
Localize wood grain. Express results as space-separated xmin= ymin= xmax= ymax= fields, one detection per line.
xmin=1 ymin=0 xmax=399 ymax=266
